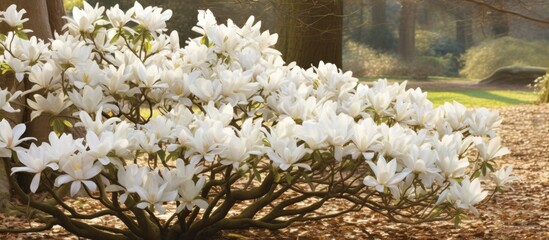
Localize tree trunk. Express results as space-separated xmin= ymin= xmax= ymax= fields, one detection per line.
xmin=455 ymin=9 xmax=473 ymax=52
xmin=398 ymin=0 xmax=417 ymax=61
xmin=490 ymin=0 xmax=509 ymax=37
xmin=0 ymin=0 xmax=63 ymax=205
xmin=369 ymin=0 xmax=392 ymax=52
xmin=275 ymin=0 xmax=343 ymax=68
xmin=46 ymin=0 xmax=67 ymax=34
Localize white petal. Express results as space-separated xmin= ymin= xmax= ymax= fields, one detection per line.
xmin=70 ymin=181 xmax=82 ymax=196
xmin=30 ymin=173 xmax=41 ymax=193
xmin=54 ymin=174 xmax=74 ymax=187
xmin=193 ymin=198 xmax=208 ymax=209
xmin=375 ymin=185 xmax=385 ymax=193
xmin=363 ymin=176 xmax=378 ymax=187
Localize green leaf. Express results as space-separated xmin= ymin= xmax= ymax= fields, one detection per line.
xmin=286 ymin=173 xmax=293 ymax=185
xmin=200 ymin=36 xmax=209 ymax=46
xmin=50 ymin=119 xmax=64 ymax=136
xmin=251 ymin=164 xmax=261 ymax=182
xmin=273 ymin=170 xmax=281 ymax=182
xmin=110 ymin=33 xmax=121 ymax=44
xmin=157 ymin=150 xmax=166 ymax=162
xmin=15 ymin=30 xmax=28 ymax=40
xmin=454 ymin=213 xmax=461 ymax=228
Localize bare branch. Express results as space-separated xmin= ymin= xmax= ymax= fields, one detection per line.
xmin=462 ymin=0 xmax=549 ymax=25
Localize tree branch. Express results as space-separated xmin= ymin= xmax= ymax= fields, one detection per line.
xmin=462 ymin=0 xmax=549 ymax=25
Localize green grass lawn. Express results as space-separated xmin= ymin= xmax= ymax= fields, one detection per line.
xmin=427 ymin=90 xmax=537 ymax=108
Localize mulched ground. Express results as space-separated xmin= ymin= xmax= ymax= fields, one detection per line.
xmin=1 ymin=103 xmax=547 ymax=240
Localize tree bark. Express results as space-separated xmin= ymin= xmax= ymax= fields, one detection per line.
xmin=46 ymin=0 xmax=67 ymax=35
xmin=369 ymin=0 xmax=392 ymax=52
xmin=275 ymin=0 xmax=343 ymax=68
xmin=0 ymin=0 xmax=62 ymax=205
xmin=489 ymin=0 xmax=509 ymax=37
xmin=455 ymin=9 xmax=473 ymax=52
xmin=398 ymin=0 xmax=417 ymax=61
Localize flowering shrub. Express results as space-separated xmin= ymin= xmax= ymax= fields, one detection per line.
xmin=0 ymin=2 xmax=516 ymax=239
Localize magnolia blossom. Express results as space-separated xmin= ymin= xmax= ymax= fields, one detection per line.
xmin=0 ymin=4 xmax=28 ymax=27
xmin=76 ymin=109 xmax=121 ymax=135
xmin=493 ymin=166 xmax=518 ymax=190
xmin=0 ymin=88 xmax=21 ymax=113
xmin=11 ymin=144 xmax=58 ymax=193
xmin=436 ymin=177 xmax=488 ymax=216
xmin=132 ymin=2 xmax=172 ymax=33
xmin=176 ymin=177 xmax=208 ymax=212
xmin=476 ymin=137 xmax=510 ymax=162
xmin=105 ymin=164 xmax=148 ymax=204
xmin=27 ymin=93 xmax=71 ymax=120
xmin=55 ymin=154 xmax=103 ymax=196
xmin=266 ymin=139 xmax=312 ymax=171
xmin=363 ymin=156 xmax=411 ymax=199
xmin=0 ymin=119 xmax=35 ymax=157
xmin=135 ymin=172 xmax=178 ymax=214
xmin=64 ymin=1 xmax=106 ymax=34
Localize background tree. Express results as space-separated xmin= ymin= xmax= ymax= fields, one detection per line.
xmin=0 ymin=0 xmax=66 ymax=207
xmin=275 ymin=0 xmax=344 ymax=67
xmin=398 ymin=0 xmax=417 ymax=61
xmin=369 ymin=0 xmax=394 ymax=51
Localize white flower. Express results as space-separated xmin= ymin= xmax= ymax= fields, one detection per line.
xmin=27 ymin=92 xmax=71 ymax=120
xmin=363 ymin=156 xmax=411 ymax=199
xmin=174 ymin=159 xmax=203 ymax=182
xmin=320 ymin=112 xmax=355 ymax=161
xmin=184 ymin=120 xmax=232 ymax=163
xmin=0 ymin=88 xmax=21 ymax=113
xmin=401 ymin=145 xmax=441 ymax=188
xmin=132 ymin=2 xmax=172 ymax=34
xmin=476 ymin=136 xmax=510 ymax=162
xmin=219 ymin=135 xmax=250 ymax=169
xmin=493 ymin=166 xmax=518 ymax=190
xmin=11 ymin=144 xmax=58 ymax=193
xmin=86 ymin=131 xmax=125 ymax=165
xmin=55 ymin=154 xmax=103 ymax=197
xmin=135 ymin=172 xmax=178 ymax=214
xmin=64 ymin=1 xmax=106 ymax=34
xmin=466 ymin=108 xmax=502 ymax=137
xmin=44 ymin=132 xmax=81 ymax=161
xmin=106 ymin=4 xmax=133 ymax=28
xmin=0 ymin=119 xmax=35 ymax=157
xmin=68 ymin=85 xmax=114 ymax=113
xmin=75 ymin=108 xmax=121 ymax=135
xmin=297 ymin=120 xmax=328 ymax=150
xmin=176 ymin=177 xmax=208 ymax=213
xmin=266 ymin=139 xmax=312 ymax=171
xmin=350 ymin=118 xmax=382 ymax=159
xmin=0 ymin=4 xmax=28 ymax=27
xmin=105 ymin=164 xmax=147 ymax=204
xmin=434 ymin=134 xmax=470 ymax=179
xmin=436 ymin=177 xmax=488 ymax=216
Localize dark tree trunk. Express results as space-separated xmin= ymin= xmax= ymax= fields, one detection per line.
xmin=455 ymin=10 xmax=473 ymax=52
xmin=369 ymin=0 xmax=393 ymax=51
xmin=0 ymin=0 xmax=67 ymax=203
xmin=490 ymin=0 xmax=509 ymax=37
xmin=46 ymin=0 xmax=67 ymax=34
xmin=275 ymin=0 xmax=343 ymax=68
xmin=398 ymin=0 xmax=417 ymax=61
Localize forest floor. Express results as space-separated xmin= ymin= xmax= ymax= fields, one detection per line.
xmin=1 ymin=83 xmax=548 ymax=240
